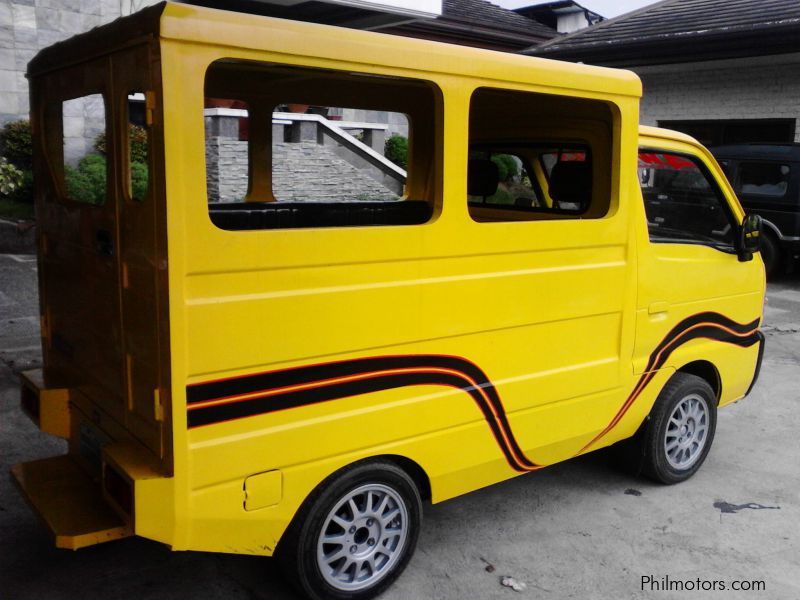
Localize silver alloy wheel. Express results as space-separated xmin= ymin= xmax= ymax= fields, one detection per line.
xmin=664 ymin=392 xmax=710 ymax=470
xmin=316 ymin=483 xmax=409 ymax=592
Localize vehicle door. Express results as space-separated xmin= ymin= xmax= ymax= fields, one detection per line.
xmin=635 ymin=138 xmax=764 ymax=397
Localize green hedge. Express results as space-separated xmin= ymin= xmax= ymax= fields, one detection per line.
xmin=64 ymin=154 xmax=148 ymax=204
xmin=491 ymin=154 xmax=519 ymax=182
xmin=0 ymin=120 xmax=32 ymax=171
xmin=0 ymin=120 xmax=34 ymax=204
xmin=384 ymin=134 xmax=408 ymax=170
xmin=95 ymin=124 xmax=149 ymax=164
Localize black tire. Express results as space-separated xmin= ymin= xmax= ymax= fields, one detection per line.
xmin=760 ymin=231 xmax=782 ymax=279
xmin=639 ymin=373 xmax=717 ymax=484
xmin=277 ymin=461 xmax=422 ymax=600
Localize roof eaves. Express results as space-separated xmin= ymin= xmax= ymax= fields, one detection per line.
xmin=523 ymin=0 xmax=675 ymax=54
xmin=531 ymin=17 xmax=800 ymax=57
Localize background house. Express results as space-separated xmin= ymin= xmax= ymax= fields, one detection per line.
xmin=525 ymin=0 xmax=800 ymax=146
xmin=0 ymin=0 xmax=597 ymax=207
xmin=0 ymin=0 xmax=562 ymax=130
xmin=514 ymin=1 xmax=602 ymax=34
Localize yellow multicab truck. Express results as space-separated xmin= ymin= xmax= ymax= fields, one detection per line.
xmin=13 ymin=3 xmax=765 ymax=598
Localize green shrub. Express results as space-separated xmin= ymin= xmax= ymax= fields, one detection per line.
xmin=491 ymin=154 xmax=519 ymax=182
xmin=0 ymin=157 xmax=24 ymax=197
xmin=384 ymin=134 xmax=408 ymax=170
xmin=487 ymin=188 xmax=513 ymax=205
xmin=131 ymin=160 xmax=149 ymax=201
xmin=0 ymin=120 xmax=33 ymax=171
xmin=7 ymin=169 xmax=34 ymax=204
xmin=94 ymin=124 xmax=149 ymax=164
xmin=65 ymin=154 xmax=106 ymax=205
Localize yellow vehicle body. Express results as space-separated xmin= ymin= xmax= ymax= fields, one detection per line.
xmin=14 ymin=1 xmax=764 ymax=564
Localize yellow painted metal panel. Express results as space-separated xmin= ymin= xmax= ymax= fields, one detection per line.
xmin=244 ymin=470 xmax=282 ymax=511
xmin=10 ymin=456 xmax=131 ymax=550
xmin=18 ymin=2 xmax=766 ymax=561
xmin=20 ymin=369 xmax=71 ymax=439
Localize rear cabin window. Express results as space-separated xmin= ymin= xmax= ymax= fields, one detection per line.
xmin=204 ymin=61 xmax=440 ymax=231
xmin=467 ymin=87 xmax=613 ymax=222
xmin=738 ymin=162 xmax=791 ymax=198
xmin=58 ymin=94 xmax=108 ymax=205
xmin=638 ymin=151 xmax=737 ymax=252
xmin=127 ymin=92 xmax=150 ymax=202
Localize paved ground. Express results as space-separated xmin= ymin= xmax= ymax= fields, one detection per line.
xmin=1 ymin=253 xmax=799 ymax=599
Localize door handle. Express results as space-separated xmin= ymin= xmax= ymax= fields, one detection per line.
xmin=648 ymin=301 xmax=670 ymax=316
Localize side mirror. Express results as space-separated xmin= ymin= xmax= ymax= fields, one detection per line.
xmin=738 ymin=213 xmax=762 ymax=262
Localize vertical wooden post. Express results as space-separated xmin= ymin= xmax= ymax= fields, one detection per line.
xmin=246 ymin=104 xmax=274 ymax=202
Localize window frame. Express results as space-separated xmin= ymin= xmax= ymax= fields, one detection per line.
xmin=202 ymin=58 xmax=442 ymax=232
xmin=467 ymin=146 xmax=544 ymax=208
xmin=467 ymin=86 xmax=615 ymax=223
xmin=639 ymin=147 xmax=740 ymax=254
xmin=48 ymin=91 xmax=111 ymax=208
xmin=124 ymin=90 xmax=153 ymax=203
xmin=467 ymin=141 xmax=597 ymax=218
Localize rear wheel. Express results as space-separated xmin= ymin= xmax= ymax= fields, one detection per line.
xmin=278 ymin=461 xmax=422 ymax=600
xmin=639 ymin=373 xmax=717 ymax=484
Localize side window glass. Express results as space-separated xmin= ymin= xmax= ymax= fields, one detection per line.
xmin=127 ymin=92 xmax=150 ymax=202
xmin=638 ymin=150 xmax=737 ymax=251
xmin=61 ymin=94 xmax=107 ymax=205
xmin=538 ymin=148 xmax=590 ymax=212
xmin=739 ymin=162 xmax=791 ymax=198
xmin=467 ymin=150 xmax=541 ymax=208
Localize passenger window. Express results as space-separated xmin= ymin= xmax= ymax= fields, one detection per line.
xmin=738 ymin=162 xmax=791 ymax=198
xmin=467 ymin=149 xmax=541 ymax=207
xmin=638 ymin=151 xmax=737 ymax=251
xmin=127 ymin=92 xmax=150 ymax=202
xmin=204 ymin=61 xmax=440 ymax=231
xmin=59 ymin=94 xmax=108 ymax=205
xmin=468 ymin=87 xmax=613 ymax=222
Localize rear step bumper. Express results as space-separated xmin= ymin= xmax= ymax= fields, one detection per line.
xmin=11 ymin=455 xmax=131 ymax=550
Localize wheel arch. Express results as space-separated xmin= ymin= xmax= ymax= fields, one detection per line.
xmin=275 ymin=453 xmax=430 ymax=557
xmin=676 ymin=360 xmax=721 ymax=403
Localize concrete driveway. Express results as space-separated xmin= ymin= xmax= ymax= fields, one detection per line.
xmin=1 ymin=252 xmax=798 ymax=599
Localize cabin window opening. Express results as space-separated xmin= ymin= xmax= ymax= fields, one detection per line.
xmin=204 ymin=60 xmax=440 ymax=231
xmin=638 ymin=150 xmax=738 ymax=252
xmin=127 ymin=91 xmax=150 ymax=202
xmin=467 ymin=87 xmax=613 ymax=222
xmin=51 ymin=93 xmax=108 ymax=206
xmin=738 ymin=162 xmax=791 ymax=198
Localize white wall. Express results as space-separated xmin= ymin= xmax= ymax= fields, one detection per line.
xmin=633 ymin=53 xmax=800 ymax=143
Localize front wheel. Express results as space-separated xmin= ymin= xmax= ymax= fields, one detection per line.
xmin=278 ymin=461 xmax=422 ymax=600
xmin=640 ymin=373 xmax=717 ymax=484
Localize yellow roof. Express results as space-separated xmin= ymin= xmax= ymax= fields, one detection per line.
xmin=31 ymin=1 xmax=642 ymax=99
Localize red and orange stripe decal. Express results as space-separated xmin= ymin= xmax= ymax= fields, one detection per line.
xmin=187 ymin=312 xmax=762 ymax=473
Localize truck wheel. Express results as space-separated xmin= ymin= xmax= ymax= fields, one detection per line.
xmin=278 ymin=461 xmax=422 ymax=600
xmin=760 ymin=232 xmax=781 ymax=279
xmin=640 ymin=373 xmax=717 ymax=484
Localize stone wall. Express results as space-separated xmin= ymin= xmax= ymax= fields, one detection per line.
xmin=635 ymin=54 xmax=800 ymax=142
xmin=0 ymin=0 xmax=161 ymax=162
xmin=206 ymin=138 xmax=400 ymax=203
